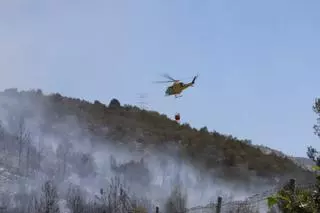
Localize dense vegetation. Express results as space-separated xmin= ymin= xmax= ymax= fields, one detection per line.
xmin=1 ymin=88 xmax=313 ymax=183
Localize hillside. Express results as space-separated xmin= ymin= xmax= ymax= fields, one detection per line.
xmin=255 ymin=145 xmax=317 ymax=171
xmin=292 ymin=157 xmax=317 ymax=171
xmin=0 ymin=88 xmax=313 ymax=185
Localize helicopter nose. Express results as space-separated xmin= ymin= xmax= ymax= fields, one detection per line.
xmin=165 ymin=87 xmax=171 ymax=95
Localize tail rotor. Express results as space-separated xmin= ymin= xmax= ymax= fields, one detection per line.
xmin=191 ymin=74 xmax=199 ymax=85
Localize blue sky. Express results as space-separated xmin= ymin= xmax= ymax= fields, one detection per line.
xmin=1 ymin=0 xmax=319 ymax=157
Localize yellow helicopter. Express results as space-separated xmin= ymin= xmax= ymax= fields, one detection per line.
xmin=154 ymin=74 xmax=198 ymax=98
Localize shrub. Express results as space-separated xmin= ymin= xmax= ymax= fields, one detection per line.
xmin=165 ymin=184 xmax=187 ymax=213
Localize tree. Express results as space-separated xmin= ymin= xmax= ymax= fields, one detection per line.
xmin=56 ymin=139 xmax=72 ymax=179
xmin=66 ymin=185 xmax=85 ymax=213
xmin=165 ymin=184 xmax=187 ymax=213
xmin=109 ymin=98 xmax=121 ymax=108
xmin=310 ymin=98 xmax=320 ymax=166
xmin=15 ymin=116 xmax=31 ymax=174
xmin=267 ymin=99 xmax=320 ymax=212
xmin=36 ymin=180 xmax=60 ymax=213
xmin=243 ymin=139 xmax=252 ymax=145
xmin=199 ymin=126 xmax=208 ymax=133
xmin=0 ymin=120 xmax=5 ymax=152
xmin=313 ymin=98 xmax=320 ymax=137
xmin=25 ymin=134 xmax=32 ymax=176
xmin=307 ymin=146 xmax=320 ymax=166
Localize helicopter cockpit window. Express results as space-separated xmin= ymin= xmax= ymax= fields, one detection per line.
xmin=179 ymin=82 xmax=184 ymax=87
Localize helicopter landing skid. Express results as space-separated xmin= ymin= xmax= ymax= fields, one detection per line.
xmin=175 ymin=95 xmax=183 ymax=98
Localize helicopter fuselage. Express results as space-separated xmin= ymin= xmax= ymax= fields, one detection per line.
xmin=165 ymin=82 xmax=193 ymax=96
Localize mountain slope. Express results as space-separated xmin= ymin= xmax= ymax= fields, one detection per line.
xmin=255 ymin=145 xmax=317 ymax=171
xmin=0 ymin=88 xmax=314 ymax=184
xmin=292 ymin=157 xmax=316 ymax=171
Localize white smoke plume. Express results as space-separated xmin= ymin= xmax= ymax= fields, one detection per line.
xmin=0 ymin=89 xmax=271 ymax=212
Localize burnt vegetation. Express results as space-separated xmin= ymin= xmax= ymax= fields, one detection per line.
xmin=0 ymin=88 xmax=314 ymax=182
xmin=0 ymin=88 xmax=317 ymax=213
xmin=1 ymin=178 xmax=151 ymax=213
xmin=110 ymin=156 xmax=151 ymax=185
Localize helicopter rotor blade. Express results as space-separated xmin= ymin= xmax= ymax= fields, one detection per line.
xmin=153 ymin=80 xmax=175 ymax=84
xmin=162 ymin=74 xmax=179 ymax=82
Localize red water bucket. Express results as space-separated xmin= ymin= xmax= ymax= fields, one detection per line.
xmin=175 ymin=113 xmax=180 ymax=122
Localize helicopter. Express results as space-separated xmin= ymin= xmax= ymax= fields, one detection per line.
xmin=154 ymin=74 xmax=198 ymax=98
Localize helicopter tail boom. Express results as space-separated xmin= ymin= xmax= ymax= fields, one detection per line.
xmin=191 ymin=75 xmax=198 ymax=85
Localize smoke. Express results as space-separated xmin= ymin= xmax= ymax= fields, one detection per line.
xmin=0 ymin=89 xmax=271 ymax=211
